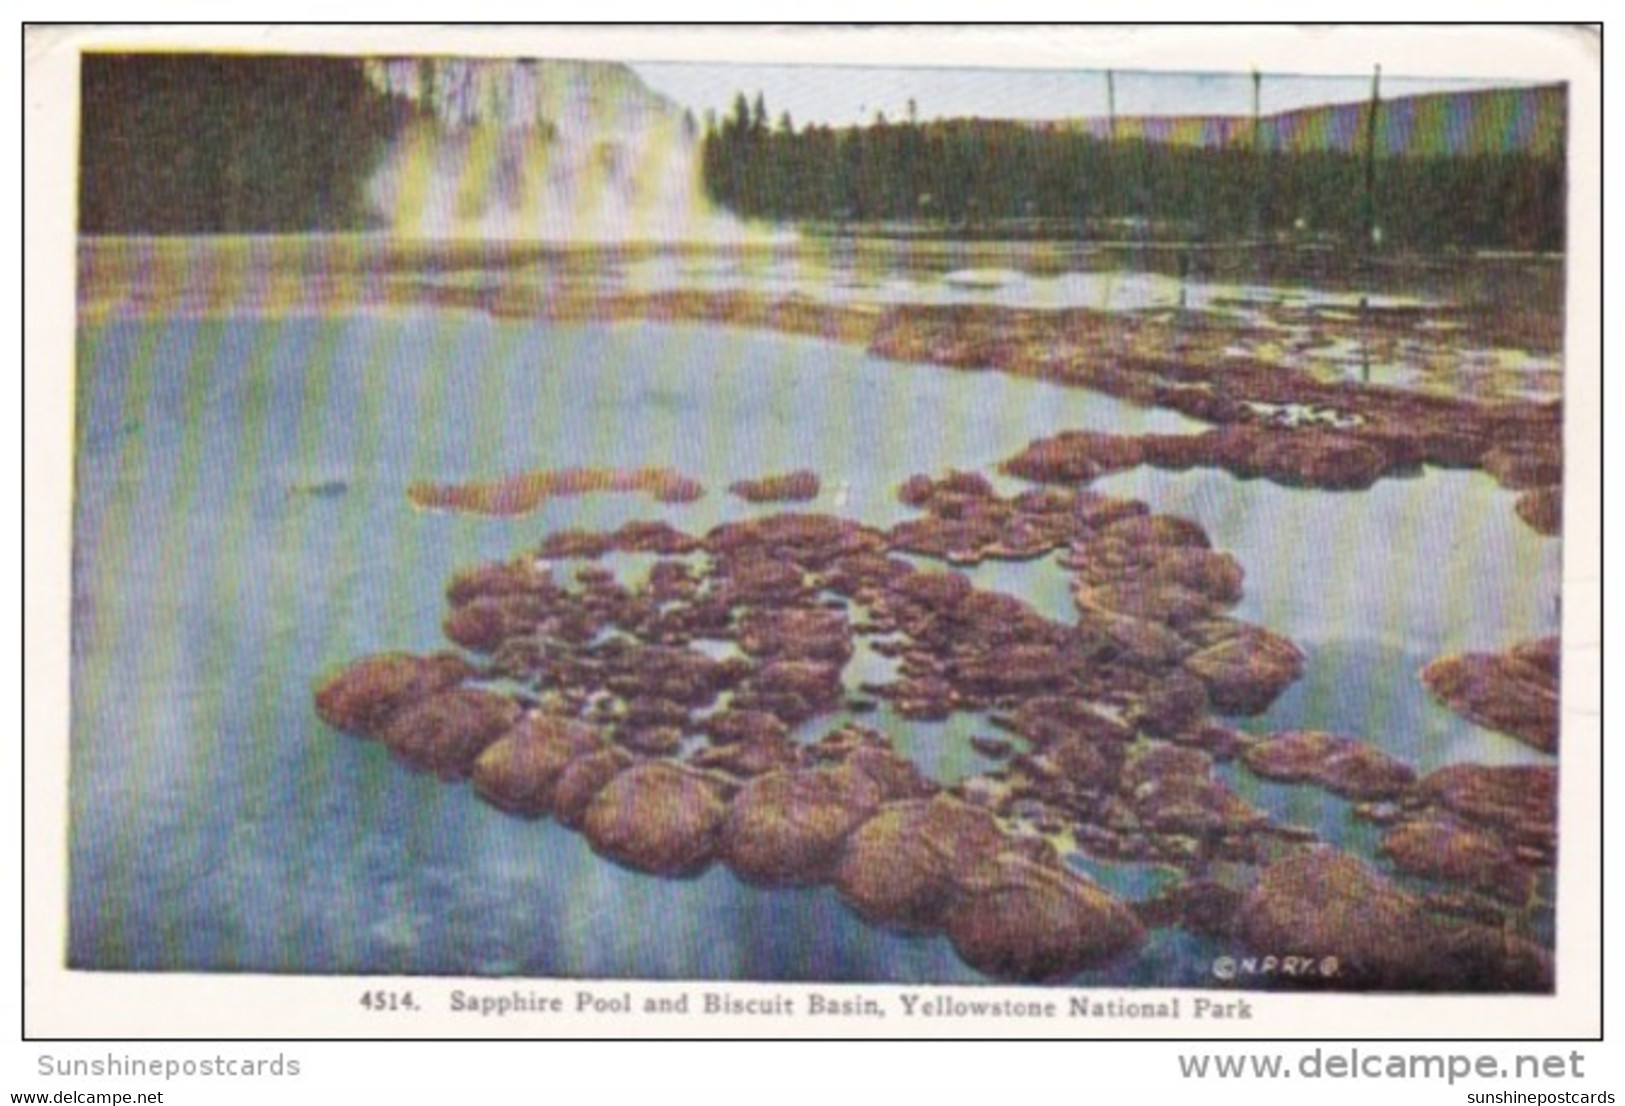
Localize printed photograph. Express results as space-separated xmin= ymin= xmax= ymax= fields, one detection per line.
xmin=67 ymin=39 xmax=1571 ymax=997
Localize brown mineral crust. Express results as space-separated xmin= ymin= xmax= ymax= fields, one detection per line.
xmin=833 ymin=795 xmax=1008 ymax=933
xmin=690 ymin=734 xmax=802 ymax=779
xmin=1127 ymin=670 xmax=1211 ymax=738
xmin=943 ymin=853 xmax=1146 ymax=982
xmin=706 ymin=512 xmax=886 ymax=572
xmin=314 ymin=651 xmax=475 ymax=738
xmin=1406 ymin=427 xmax=1490 ymax=469
xmin=1240 ymin=730 xmax=1416 ymax=800
xmin=882 ymin=675 xmax=958 ymax=721
xmin=737 ymin=607 xmax=854 ymax=665
xmin=1514 ymin=486 xmax=1562 ymax=537
xmin=445 ymin=560 xmax=558 ymax=607
xmin=603 ymin=644 xmax=742 ymax=708
xmin=471 ymin=713 xmax=603 ymax=819
xmin=1133 ymin=430 xmax=1234 ymax=473
xmin=1235 ymin=847 xmax=1553 ymax=992
xmin=580 ymin=761 xmax=733 ymax=878
xmin=1182 ymin=628 xmax=1306 ymax=716
xmin=1171 ymin=879 xmax=1245 ymax=938
xmin=1173 ymin=720 xmax=1251 ymax=761
xmin=728 ymin=470 xmax=822 ymax=503
xmin=407 ymin=467 xmax=704 ymax=516
xmin=948 ymin=642 xmax=1078 ymax=698
xmin=722 ymin=766 xmax=885 ymax=886
xmin=887 ymin=567 xmax=974 ymax=612
xmin=998 ymin=696 xmax=1135 ymax=749
xmin=842 ymin=744 xmax=940 ymax=802
xmin=1247 ymin=430 xmax=1393 ymax=490
xmin=1041 ymin=733 xmax=1123 ymax=791
xmin=820 ymin=550 xmax=916 ymax=600
xmin=550 ymin=747 xmax=636 ymax=829
xmin=646 ymin=559 xmax=699 ymax=600
xmin=1482 ymin=444 xmax=1563 ymax=490
xmin=1125 ymin=746 xmax=1269 ymax=837
xmin=1098 ymin=512 xmax=1212 ymax=550
xmin=998 ymin=431 xmax=1147 ymax=483
xmin=535 ymin=529 xmax=615 ymax=560
xmin=1416 ymin=764 xmax=1557 ymax=858
xmin=1421 ymin=646 xmax=1560 ymax=754
xmin=1002 ymin=421 xmax=1443 ymax=495
xmin=1078 ymin=606 xmax=1200 ymax=670
xmin=442 ymin=593 xmax=554 ymax=653
xmin=1075 ymin=580 xmax=1218 ymax=628
xmin=897 ymin=469 xmax=997 ymax=511
xmin=607 ymin=520 xmax=700 ymax=555
xmin=970 ymin=735 xmax=1014 ymax=760
xmin=703 ymin=709 xmax=790 ymax=747
xmin=732 ymin=659 xmax=846 ymax=724
xmin=1512 ymin=636 xmax=1562 ymax=681
xmin=616 ymin=724 xmax=684 ymax=757
xmin=1123 ymin=743 xmax=1214 ymax=789
xmin=887 ymin=515 xmax=1015 ymax=565
xmin=614 ymin=690 xmax=689 ymax=728
xmin=710 ymin=555 xmax=809 ymax=606
xmin=897 ymin=473 xmax=939 ymax=507
xmin=376 ymin=688 xmax=522 ymax=780
xmin=1066 ymin=541 xmax=1245 ymax=607
xmin=1379 ymin=819 xmax=1538 ymax=901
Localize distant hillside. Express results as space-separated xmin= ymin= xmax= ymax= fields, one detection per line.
xmin=702 ymin=82 xmax=1566 ymax=250
xmin=1066 ymin=84 xmax=1565 ymax=158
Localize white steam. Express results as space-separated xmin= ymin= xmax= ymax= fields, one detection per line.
xmin=363 ymin=58 xmax=761 ymax=242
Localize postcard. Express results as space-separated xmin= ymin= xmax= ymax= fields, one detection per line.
xmin=22 ymin=23 xmax=1601 ymax=1039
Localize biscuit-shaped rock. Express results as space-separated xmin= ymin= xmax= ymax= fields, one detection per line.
xmin=314 ymin=652 xmax=475 ymax=738
xmin=1242 ymin=730 xmax=1416 ymax=801
xmin=551 ymin=748 xmax=635 ymax=829
xmin=1235 ymin=847 xmax=1552 ymax=992
xmin=1183 ymin=628 xmax=1305 ymax=715
xmin=1380 ymin=819 xmax=1537 ymax=901
xmin=1417 ymin=763 xmax=1557 ymax=857
xmin=834 ymin=795 xmax=1006 ymax=933
xmin=1422 ymin=643 xmax=1560 ymax=754
xmin=581 ymin=762 xmax=732 ymax=878
xmin=729 ymin=470 xmax=822 ymax=503
xmin=944 ymin=853 xmax=1145 ymax=982
xmin=471 ymin=714 xmax=603 ymax=819
xmin=377 ymin=688 xmax=521 ymax=780
xmin=723 ymin=766 xmax=883 ymax=886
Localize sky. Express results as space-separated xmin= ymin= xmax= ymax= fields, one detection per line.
xmin=629 ymin=63 xmax=1535 ymax=128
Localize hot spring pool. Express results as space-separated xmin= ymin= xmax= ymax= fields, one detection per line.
xmin=68 ymin=312 xmax=1560 ymax=985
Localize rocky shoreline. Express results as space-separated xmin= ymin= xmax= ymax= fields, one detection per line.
xmin=1422 ymin=637 xmax=1561 ymax=754
xmin=437 ymin=292 xmax=1559 ymax=536
xmin=316 ymin=469 xmax=1556 ymax=989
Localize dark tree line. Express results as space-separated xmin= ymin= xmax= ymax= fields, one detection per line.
xmin=75 ymin=56 xmax=1566 ymax=252
xmin=701 ymin=94 xmax=1566 ymax=251
xmin=79 ymin=54 xmax=398 ymax=235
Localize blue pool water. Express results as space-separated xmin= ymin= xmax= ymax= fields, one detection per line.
xmin=68 ymin=311 xmax=1560 ymax=984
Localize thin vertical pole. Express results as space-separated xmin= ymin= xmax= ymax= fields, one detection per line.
xmin=1106 ymin=69 xmax=1117 ymax=141
xmin=1252 ymin=68 xmax=1263 ymax=156
xmin=1252 ymin=69 xmax=1264 ymax=243
xmin=1104 ymin=70 xmax=1118 ymax=221
xmin=1363 ymin=63 xmax=1382 ymax=251
xmin=1360 ymin=64 xmax=1381 ymax=384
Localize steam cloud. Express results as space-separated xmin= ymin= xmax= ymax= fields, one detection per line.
xmin=363 ymin=58 xmax=758 ymax=242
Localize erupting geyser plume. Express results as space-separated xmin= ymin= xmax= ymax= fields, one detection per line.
xmin=364 ymin=58 xmax=757 ymax=242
